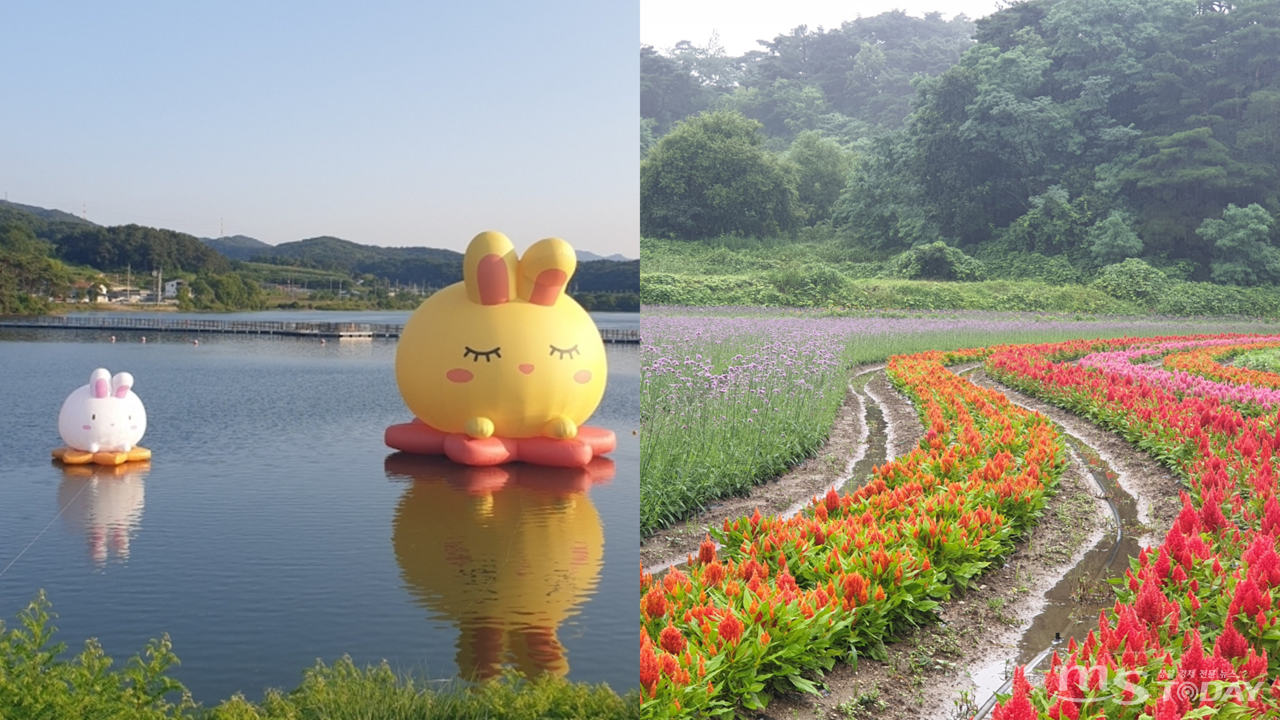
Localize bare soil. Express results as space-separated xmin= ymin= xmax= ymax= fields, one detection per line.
xmin=864 ymin=372 xmax=924 ymax=461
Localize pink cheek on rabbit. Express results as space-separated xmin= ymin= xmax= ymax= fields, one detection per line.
xmin=574 ymin=370 xmax=592 ymax=385
xmin=82 ymin=424 xmax=92 ymax=430
xmin=447 ymin=369 xmax=474 ymax=383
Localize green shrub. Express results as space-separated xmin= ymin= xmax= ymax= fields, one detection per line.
xmin=209 ymin=660 xmax=637 ymax=720
xmin=766 ymin=264 xmax=849 ymax=305
xmin=969 ymin=240 xmax=1088 ymax=285
xmin=1090 ymin=258 xmax=1169 ymax=304
xmin=893 ymin=242 xmax=985 ymax=281
xmin=639 ymin=272 xmax=1140 ymax=314
xmin=0 ymin=591 xmax=193 ymax=718
xmin=0 ymin=593 xmax=638 ymax=720
xmin=1153 ymin=281 xmax=1280 ymax=317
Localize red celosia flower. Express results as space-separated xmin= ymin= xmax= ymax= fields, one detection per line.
xmin=1213 ymin=618 xmax=1249 ymax=660
xmin=992 ymin=667 xmax=1037 ymax=720
xmin=1048 ymin=697 xmax=1078 ymax=719
xmin=640 ymin=639 xmax=660 ymax=696
xmin=659 ymin=622 xmax=686 ymax=655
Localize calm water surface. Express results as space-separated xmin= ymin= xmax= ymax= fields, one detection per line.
xmin=0 ymin=313 xmax=638 ymax=704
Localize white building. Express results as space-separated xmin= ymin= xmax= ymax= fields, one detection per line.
xmin=163 ymin=279 xmax=185 ymax=299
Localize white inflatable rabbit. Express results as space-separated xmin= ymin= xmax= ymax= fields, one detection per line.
xmin=58 ymin=368 xmax=148 ymax=453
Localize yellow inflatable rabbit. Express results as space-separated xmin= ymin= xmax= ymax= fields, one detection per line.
xmin=385 ymin=231 xmax=615 ymax=467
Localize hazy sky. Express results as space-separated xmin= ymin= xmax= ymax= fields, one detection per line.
xmin=642 ymin=0 xmax=1002 ymax=56
xmin=1 ymin=1 xmax=639 ymax=256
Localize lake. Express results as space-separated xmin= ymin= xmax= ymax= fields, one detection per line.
xmin=0 ymin=312 xmax=638 ymax=704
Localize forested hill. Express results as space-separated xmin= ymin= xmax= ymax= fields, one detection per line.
xmin=642 ymin=0 xmax=1280 ymax=286
xmin=201 ymin=234 xmax=272 ymax=261
xmin=642 ymin=10 xmax=975 ymax=144
xmin=0 ymin=200 xmax=94 ymax=227
xmin=207 ymin=235 xmax=637 ymax=292
xmin=1 ymin=201 xmax=231 ymax=274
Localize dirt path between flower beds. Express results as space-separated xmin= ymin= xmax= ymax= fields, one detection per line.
xmin=864 ymin=370 xmax=927 ymax=461
xmin=762 ymin=368 xmax=1182 ymax=720
xmin=640 ymin=365 xmax=881 ymax=572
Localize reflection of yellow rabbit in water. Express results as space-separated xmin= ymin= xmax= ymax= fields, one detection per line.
xmin=56 ymin=461 xmax=148 ymax=565
xmin=385 ymin=231 xmax=615 ymax=467
xmin=387 ymin=454 xmax=610 ymax=680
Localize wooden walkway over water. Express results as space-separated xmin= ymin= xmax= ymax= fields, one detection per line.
xmin=0 ymin=315 xmax=640 ymax=343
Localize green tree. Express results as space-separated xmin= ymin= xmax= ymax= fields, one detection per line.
xmin=787 ymin=131 xmax=855 ymax=225
xmin=1000 ymin=186 xmax=1093 ymax=256
xmin=832 ymin=132 xmax=938 ymax=251
xmin=1088 ymin=210 xmax=1144 ymax=264
xmin=640 ymin=110 xmax=802 ymax=240
xmin=641 ymin=45 xmax=713 ymax=135
xmin=717 ymin=79 xmax=831 ymax=140
xmin=1200 ymin=203 xmax=1280 ymax=286
xmin=1121 ymin=127 xmax=1266 ymax=264
xmin=1 ymin=224 xmax=53 ymax=256
xmin=641 ymin=118 xmax=657 ymax=158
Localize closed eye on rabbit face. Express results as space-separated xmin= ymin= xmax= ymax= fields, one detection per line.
xmin=462 ymin=346 xmax=501 ymax=362
xmin=549 ymin=344 xmax=580 ymax=360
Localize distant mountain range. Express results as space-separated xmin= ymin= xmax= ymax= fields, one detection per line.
xmin=199 ymin=234 xmax=632 ymax=263
xmin=0 ymin=199 xmax=636 ymax=293
xmin=196 ymin=234 xmax=637 ymax=292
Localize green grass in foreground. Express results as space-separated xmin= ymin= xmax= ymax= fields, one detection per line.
xmin=0 ymin=592 xmax=637 ymax=720
xmin=639 ymin=308 xmax=1280 ymax=536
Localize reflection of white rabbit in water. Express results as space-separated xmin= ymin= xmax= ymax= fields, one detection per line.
xmin=58 ymin=368 xmax=147 ymax=453
xmin=58 ymin=464 xmax=147 ymax=565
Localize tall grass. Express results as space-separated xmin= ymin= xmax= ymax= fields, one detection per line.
xmin=639 ymin=307 xmax=1280 ymax=536
xmin=0 ymin=592 xmax=637 ymax=720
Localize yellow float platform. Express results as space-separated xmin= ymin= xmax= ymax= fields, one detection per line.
xmin=52 ymin=446 xmax=152 ymax=466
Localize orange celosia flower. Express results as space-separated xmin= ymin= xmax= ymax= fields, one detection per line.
xmin=718 ymin=612 xmax=744 ymax=645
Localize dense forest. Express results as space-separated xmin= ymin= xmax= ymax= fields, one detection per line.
xmin=0 ymin=201 xmax=638 ymax=313
xmin=642 ymin=0 xmax=1280 ymax=287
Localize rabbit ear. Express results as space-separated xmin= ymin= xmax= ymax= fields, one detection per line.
xmin=463 ymin=231 xmax=517 ymax=306
xmin=111 ymin=372 xmax=133 ymax=398
xmin=517 ymin=238 xmax=576 ymax=306
xmin=90 ymin=368 xmax=111 ymax=399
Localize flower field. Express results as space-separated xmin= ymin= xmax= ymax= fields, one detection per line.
xmin=640 ymin=308 xmax=1280 ymax=719
xmin=640 ymin=309 xmax=1280 ymax=536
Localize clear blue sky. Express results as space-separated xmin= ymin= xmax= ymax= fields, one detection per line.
xmin=1 ymin=1 xmax=639 ymax=257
